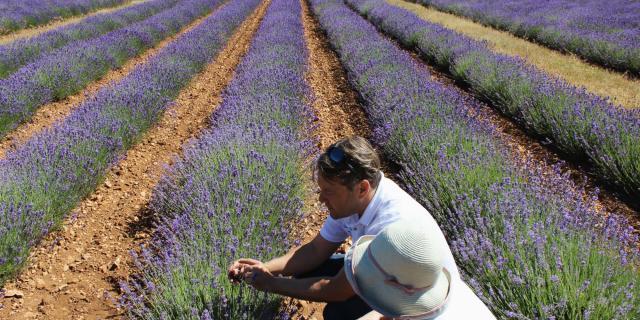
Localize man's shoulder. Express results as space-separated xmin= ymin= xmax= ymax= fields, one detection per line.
xmin=376 ymin=178 xmax=427 ymax=216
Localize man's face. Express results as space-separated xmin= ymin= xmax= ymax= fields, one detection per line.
xmin=317 ymin=174 xmax=359 ymax=220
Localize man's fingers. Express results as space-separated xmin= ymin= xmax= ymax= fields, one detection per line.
xmin=243 ymin=271 xmax=256 ymax=284
xmin=237 ymin=258 xmax=263 ymax=265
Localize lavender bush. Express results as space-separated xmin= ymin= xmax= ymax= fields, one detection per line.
xmin=417 ymin=0 xmax=640 ymax=76
xmin=0 ymin=0 xmax=127 ymax=35
xmin=348 ymin=0 xmax=640 ymax=200
xmin=0 ymin=0 xmax=181 ymax=79
xmin=310 ymin=0 xmax=639 ymax=318
xmin=0 ymin=0 xmax=220 ymax=140
xmin=0 ymin=0 xmax=259 ymax=286
xmin=120 ymin=0 xmax=317 ymax=318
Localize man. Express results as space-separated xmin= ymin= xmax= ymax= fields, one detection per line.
xmin=228 ymin=136 xmax=459 ymax=319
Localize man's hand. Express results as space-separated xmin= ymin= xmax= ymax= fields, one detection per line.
xmin=227 ymin=258 xmax=266 ymax=284
xmin=243 ymin=264 xmax=274 ymax=292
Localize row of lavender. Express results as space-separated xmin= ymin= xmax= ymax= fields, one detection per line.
xmin=0 ymin=0 xmax=258 ymax=285
xmin=311 ymin=0 xmax=639 ymax=318
xmin=418 ymin=0 xmax=640 ymax=76
xmin=0 ymin=0 xmax=220 ymax=140
xmin=0 ymin=0 xmax=181 ymax=79
xmin=0 ymin=0 xmax=127 ymax=35
xmin=120 ymin=0 xmax=316 ymax=318
xmin=348 ymin=0 xmax=640 ymax=200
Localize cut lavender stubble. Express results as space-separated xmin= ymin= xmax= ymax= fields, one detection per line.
xmin=0 ymin=0 xmax=128 ymax=35
xmin=0 ymin=0 xmax=221 ymax=140
xmin=0 ymin=0 xmax=181 ymax=79
xmin=417 ymin=0 xmax=640 ymax=76
xmin=310 ymin=0 xmax=638 ymax=318
xmin=348 ymin=0 xmax=640 ymax=201
xmin=0 ymin=0 xmax=260 ymax=286
xmin=120 ymin=0 xmax=317 ymax=317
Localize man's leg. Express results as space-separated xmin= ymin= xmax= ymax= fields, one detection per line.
xmin=323 ymin=296 xmax=372 ymax=320
xmin=296 ymin=254 xmax=372 ymax=320
xmin=295 ymin=253 xmax=345 ymax=278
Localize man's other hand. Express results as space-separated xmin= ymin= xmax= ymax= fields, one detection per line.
xmin=243 ymin=264 xmax=274 ymax=292
xmin=227 ymin=258 xmax=265 ymax=284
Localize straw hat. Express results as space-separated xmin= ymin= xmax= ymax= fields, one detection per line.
xmin=345 ymin=219 xmax=452 ymax=318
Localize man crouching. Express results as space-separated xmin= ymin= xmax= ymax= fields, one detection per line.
xmin=227 ymin=136 xmax=459 ymax=320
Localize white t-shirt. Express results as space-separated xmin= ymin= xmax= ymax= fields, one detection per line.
xmin=320 ymin=173 xmax=460 ymax=278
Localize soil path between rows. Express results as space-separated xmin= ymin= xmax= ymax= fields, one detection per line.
xmin=0 ymin=0 xmax=147 ymax=45
xmin=0 ymin=5 xmax=215 ymax=159
xmin=283 ymin=0 xmax=371 ymax=318
xmin=354 ymin=2 xmax=640 ymax=236
xmin=0 ymin=1 xmax=270 ymax=319
xmin=389 ymin=0 xmax=640 ymax=110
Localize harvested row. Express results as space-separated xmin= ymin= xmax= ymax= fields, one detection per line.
xmin=0 ymin=0 xmax=220 ymax=139
xmin=310 ymin=0 xmax=639 ymax=318
xmin=0 ymin=0 xmax=260 ymax=286
xmin=348 ymin=0 xmax=640 ymax=201
xmin=0 ymin=0 xmax=128 ymax=35
xmin=120 ymin=0 xmax=315 ymax=318
xmin=416 ymin=0 xmax=640 ymax=77
xmin=0 ymin=0 xmax=180 ymax=79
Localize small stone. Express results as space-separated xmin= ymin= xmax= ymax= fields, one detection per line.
xmin=35 ymin=279 xmax=46 ymax=290
xmin=109 ymin=256 xmax=121 ymax=271
xmin=4 ymin=290 xmax=24 ymax=298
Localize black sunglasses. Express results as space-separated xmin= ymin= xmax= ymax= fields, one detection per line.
xmin=327 ymin=146 xmax=361 ymax=176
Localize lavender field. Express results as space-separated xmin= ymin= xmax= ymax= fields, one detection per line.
xmin=418 ymin=0 xmax=640 ymax=76
xmin=0 ymin=0 xmax=128 ymax=34
xmin=0 ymin=0 xmax=638 ymax=318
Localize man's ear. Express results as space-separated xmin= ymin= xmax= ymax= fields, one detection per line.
xmin=358 ymin=179 xmax=371 ymax=197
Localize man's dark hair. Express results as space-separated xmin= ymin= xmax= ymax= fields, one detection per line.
xmin=316 ymin=136 xmax=382 ymax=190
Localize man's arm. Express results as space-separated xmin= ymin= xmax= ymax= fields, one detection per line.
xmin=247 ymin=265 xmax=356 ymax=302
xmin=264 ymin=233 xmax=340 ymax=276
xmin=228 ymin=233 xmax=341 ymax=281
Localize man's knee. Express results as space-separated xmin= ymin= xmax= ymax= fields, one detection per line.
xmin=322 ymin=296 xmax=372 ymax=320
xmin=323 ymin=302 xmax=343 ymax=320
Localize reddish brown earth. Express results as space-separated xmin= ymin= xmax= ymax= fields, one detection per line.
xmin=281 ymin=0 xmax=371 ymax=319
xmin=0 ymin=1 xmax=270 ymax=319
xmin=0 ymin=7 xmax=216 ymax=159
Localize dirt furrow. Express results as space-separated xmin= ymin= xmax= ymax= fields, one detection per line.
xmin=0 ymin=1 xmax=270 ymax=319
xmin=408 ymin=46 xmax=640 ymax=235
xmin=0 ymin=1 xmax=146 ymax=45
xmin=282 ymin=0 xmax=372 ymax=319
xmin=0 ymin=5 xmax=218 ymax=159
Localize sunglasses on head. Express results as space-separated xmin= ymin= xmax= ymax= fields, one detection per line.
xmin=327 ymin=145 xmax=360 ymax=176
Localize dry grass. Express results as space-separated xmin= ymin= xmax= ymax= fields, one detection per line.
xmin=388 ymin=0 xmax=640 ymax=109
xmin=0 ymin=0 xmax=144 ymax=45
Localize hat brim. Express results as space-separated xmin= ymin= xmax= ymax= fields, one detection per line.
xmin=345 ymin=235 xmax=451 ymax=318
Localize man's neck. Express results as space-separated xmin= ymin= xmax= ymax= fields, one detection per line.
xmin=357 ymin=187 xmax=377 ymax=218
